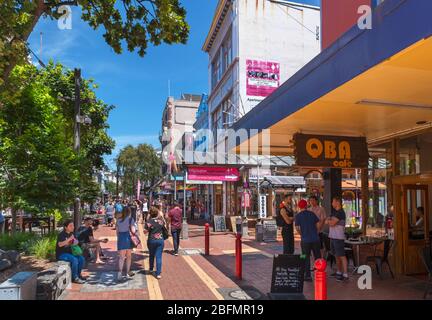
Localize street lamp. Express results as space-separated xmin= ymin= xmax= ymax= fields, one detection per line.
xmin=73 ymin=68 xmax=92 ymax=228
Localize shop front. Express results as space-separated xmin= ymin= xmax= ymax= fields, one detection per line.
xmin=231 ymin=0 xmax=432 ymax=275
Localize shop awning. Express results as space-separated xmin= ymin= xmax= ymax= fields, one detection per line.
xmin=232 ymin=0 xmax=432 ymax=155
xmin=263 ymin=176 xmax=305 ymax=187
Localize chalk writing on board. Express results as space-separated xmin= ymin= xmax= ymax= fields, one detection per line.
xmin=213 ymin=215 xmax=226 ymax=232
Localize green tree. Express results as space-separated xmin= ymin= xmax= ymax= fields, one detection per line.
xmin=0 ymin=65 xmax=78 ymax=234
xmin=116 ymin=143 xmax=161 ymax=198
xmin=0 ymin=62 xmax=115 ymax=232
xmin=0 ymin=0 xmax=189 ymax=84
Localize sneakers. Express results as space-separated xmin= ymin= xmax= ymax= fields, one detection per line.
xmin=73 ymin=278 xmax=86 ymax=284
xmin=156 ymin=275 xmax=162 ymax=280
xmin=330 ymin=272 xmax=340 ymax=278
xmin=127 ymin=271 xmax=135 ymax=277
xmin=336 ymin=274 xmax=349 ymax=282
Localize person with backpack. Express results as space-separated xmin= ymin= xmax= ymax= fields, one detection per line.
xmin=277 ymin=194 xmax=295 ymax=254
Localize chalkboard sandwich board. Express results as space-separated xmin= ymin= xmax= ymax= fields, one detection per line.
xmin=268 ymin=254 xmax=306 ymax=300
xmin=213 ymin=215 xmax=227 ymax=232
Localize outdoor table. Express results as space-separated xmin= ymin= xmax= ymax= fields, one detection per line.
xmin=21 ymin=216 xmax=55 ymax=233
xmin=345 ymin=238 xmax=384 ymax=274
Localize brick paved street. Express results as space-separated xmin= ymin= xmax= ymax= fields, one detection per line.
xmin=61 ymin=220 xmax=430 ymax=300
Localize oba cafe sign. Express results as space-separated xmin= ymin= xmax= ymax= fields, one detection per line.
xmin=293 ymin=133 xmax=369 ymax=169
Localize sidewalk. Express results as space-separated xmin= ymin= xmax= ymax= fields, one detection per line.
xmin=61 ymin=220 xmax=430 ymax=300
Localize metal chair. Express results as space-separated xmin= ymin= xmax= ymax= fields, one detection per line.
xmin=366 ymin=239 xmax=394 ymax=279
xmin=418 ymin=246 xmax=432 ymax=299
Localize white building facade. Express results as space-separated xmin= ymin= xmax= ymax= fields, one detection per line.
xmin=203 ymin=0 xmax=321 ymax=138
xmin=200 ymin=0 xmax=321 ymax=217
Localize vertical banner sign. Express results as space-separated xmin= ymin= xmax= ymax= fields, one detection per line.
xmin=259 ymin=195 xmax=267 ymax=219
xmin=246 ymin=59 xmax=280 ymax=97
xmin=242 ymin=190 xmax=251 ymax=209
xmin=136 ymin=179 xmax=141 ymax=200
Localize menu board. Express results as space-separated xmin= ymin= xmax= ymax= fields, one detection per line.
xmin=213 ymin=215 xmax=227 ymax=232
xmin=270 ymin=254 xmax=306 ymax=294
xmin=263 ymin=219 xmax=277 ymax=242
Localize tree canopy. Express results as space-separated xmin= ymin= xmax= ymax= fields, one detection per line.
xmin=0 ymin=62 xmax=115 ymax=224
xmin=0 ymin=0 xmax=189 ymax=85
xmin=116 ymin=143 xmax=161 ymax=198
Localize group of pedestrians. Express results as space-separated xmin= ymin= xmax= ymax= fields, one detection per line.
xmin=278 ymin=194 xmax=348 ymax=282
xmin=55 ymin=197 xmax=184 ymax=284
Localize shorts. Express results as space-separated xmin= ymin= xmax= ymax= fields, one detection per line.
xmin=330 ymin=239 xmax=346 ymax=257
xmin=117 ymin=232 xmax=133 ymax=251
xmin=107 ymin=216 xmax=113 ymax=224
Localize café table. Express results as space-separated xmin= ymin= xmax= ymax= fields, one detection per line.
xmin=345 ymin=237 xmax=385 ymax=274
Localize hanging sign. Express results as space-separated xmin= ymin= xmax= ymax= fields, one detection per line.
xmin=259 ymin=195 xmax=267 ymax=219
xmin=293 ymin=133 xmax=369 ymax=169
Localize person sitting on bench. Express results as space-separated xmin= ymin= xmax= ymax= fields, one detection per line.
xmin=76 ymin=218 xmax=108 ymax=264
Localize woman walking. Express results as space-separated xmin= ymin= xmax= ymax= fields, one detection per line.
xmin=116 ymin=206 xmax=135 ymax=281
xmin=144 ymin=207 xmax=166 ymax=279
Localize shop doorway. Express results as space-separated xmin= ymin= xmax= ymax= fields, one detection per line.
xmin=400 ymin=184 xmax=430 ymax=274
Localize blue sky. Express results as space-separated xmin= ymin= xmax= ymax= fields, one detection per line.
xmin=28 ymin=0 xmax=320 ymax=169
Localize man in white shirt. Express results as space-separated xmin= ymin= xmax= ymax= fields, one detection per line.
xmin=309 ymin=196 xmax=327 ymax=257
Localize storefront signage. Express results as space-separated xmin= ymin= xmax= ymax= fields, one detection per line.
xmin=187 ymin=166 xmax=240 ymax=182
xmin=293 ymin=133 xmax=369 ymax=168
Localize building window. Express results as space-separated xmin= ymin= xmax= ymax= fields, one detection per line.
xmin=211 ymin=29 xmax=233 ymax=90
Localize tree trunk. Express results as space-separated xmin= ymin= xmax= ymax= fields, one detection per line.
xmin=1 ymin=0 xmax=47 ymax=83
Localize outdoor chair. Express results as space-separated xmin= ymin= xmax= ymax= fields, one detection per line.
xmin=366 ymin=239 xmax=394 ymax=279
xmin=418 ymin=246 xmax=432 ymax=299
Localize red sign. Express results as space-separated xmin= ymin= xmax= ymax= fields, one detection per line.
xmin=242 ymin=191 xmax=251 ymax=209
xmin=246 ymin=59 xmax=280 ymax=97
xmin=187 ymin=166 xmax=240 ymax=182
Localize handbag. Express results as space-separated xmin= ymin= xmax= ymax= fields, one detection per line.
xmin=71 ymin=244 xmax=83 ymax=256
xmin=129 ymin=217 xmax=141 ymax=248
xmin=162 ymin=224 xmax=169 ymax=240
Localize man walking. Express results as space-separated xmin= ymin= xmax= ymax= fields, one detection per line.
xmin=325 ymin=196 xmax=349 ymax=282
xmin=167 ymin=202 xmax=183 ymax=256
xmin=295 ymin=199 xmax=322 ymax=281
xmin=278 ymin=194 xmax=295 ymax=254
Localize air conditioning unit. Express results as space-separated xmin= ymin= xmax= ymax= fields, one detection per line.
xmin=0 ymin=272 xmax=37 ymax=300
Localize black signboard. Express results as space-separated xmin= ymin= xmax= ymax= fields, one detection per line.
xmin=213 ymin=215 xmax=227 ymax=232
xmin=270 ymin=254 xmax=306 ymax=295
xmin=293 ymin=133 xmax=369 ymax=169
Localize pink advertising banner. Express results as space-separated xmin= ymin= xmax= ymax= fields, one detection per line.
xmin=246 ymin=59 xmax=280 ymax=97
xmin=187 ymin=166 xmax=240 ymax=182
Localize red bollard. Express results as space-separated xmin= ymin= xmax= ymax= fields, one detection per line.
xmin=205 ymin=223 xmax=210 ymax=256
xmin=314 ymin=258 xmax=327 ymax=300
xmin=235 ymin=233 xmax=242 ymax=280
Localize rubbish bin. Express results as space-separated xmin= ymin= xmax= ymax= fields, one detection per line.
xmin=255 ymin=223 xmax=263 ymax=242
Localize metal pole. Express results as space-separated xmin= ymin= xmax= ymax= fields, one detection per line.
xmin=174 ymin=178 xmax=177 ymax=201
xmin=73 ymin=68 xmax=81 ymax=229
xmin=182 ymin=169 xmax=188 ymax=239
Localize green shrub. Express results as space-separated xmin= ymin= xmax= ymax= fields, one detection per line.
xmin=0 ymin=232 xmax=58 ymax=261
xmin=0 ymin=232 xmax=37 ymax=251
xmin=28 ymin=236 xmax=57 ymax=261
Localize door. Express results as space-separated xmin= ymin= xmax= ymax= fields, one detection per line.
xmin=401 ymin=185 xmax=430 ymax=274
